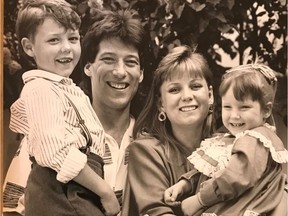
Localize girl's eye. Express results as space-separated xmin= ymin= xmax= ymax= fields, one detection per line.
xmin=223 ymin=105 xmax=231 ymax=109
xmin=240 ymin=106 xmax=250 ymax=110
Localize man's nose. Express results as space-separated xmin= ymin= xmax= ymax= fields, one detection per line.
xmin=112 ymin=61 xmax=127 ymax=78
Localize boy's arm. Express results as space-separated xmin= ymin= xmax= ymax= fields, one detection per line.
xmin=74 ymin=164 xmax=120 ymax=216
xmin=198 ymin=135 xmax=269 ymax=207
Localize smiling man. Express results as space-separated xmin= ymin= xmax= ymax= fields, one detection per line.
xmin=3 ymin=9 xmax=146 ymax=216
xmin=80 ymin=9 xmax=145 ymax=214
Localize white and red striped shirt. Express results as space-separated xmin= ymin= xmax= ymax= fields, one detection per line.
xmin=9 ymin=70 xmax=105 ymax=183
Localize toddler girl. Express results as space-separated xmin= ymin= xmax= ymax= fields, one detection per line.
xmin=164 ymin=63 xmax=288 ymax=216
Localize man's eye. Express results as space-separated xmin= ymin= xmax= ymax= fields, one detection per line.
xmin=125 ymin=60 xmax=139 ymax=67
xmin=101 ymin=57 xmax=116 ymax=64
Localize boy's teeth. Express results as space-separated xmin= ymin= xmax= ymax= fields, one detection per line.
xmin=58 ymin=58 xmax=72 ymax=63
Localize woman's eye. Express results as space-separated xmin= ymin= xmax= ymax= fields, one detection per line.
xmin=168 ymin=87 xmax=179 ymax=93
xmin=190 ymin=84 xmax=202 ymax=90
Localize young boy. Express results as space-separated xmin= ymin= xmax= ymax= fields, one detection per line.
xmin=9 ymin=0 xmax=119 ymax=215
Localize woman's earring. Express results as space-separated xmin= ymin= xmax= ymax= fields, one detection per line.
xmin=158 ymin=111 xmax=166 ymax=122
xmin=208 ymin=104 xmax=214 ymax=114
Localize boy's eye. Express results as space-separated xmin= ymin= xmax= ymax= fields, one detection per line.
xmin=69 ymin=36 xmax=79 ymax=43
xmin=48 ymin=38 xmax=59 ymax=44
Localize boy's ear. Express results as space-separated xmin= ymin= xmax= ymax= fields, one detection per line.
xmin=21 ymin=38 xmax=34 ymax=57
xmin=139 ymin=69 xmax=144 ymax=83
xmin=264 ymin=102 xmax=273 ymax=118
xmin=84 ymin=63 xmax=92 ymax=77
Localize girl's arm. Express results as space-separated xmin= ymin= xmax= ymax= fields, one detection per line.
xmin=164 ymin=179 xmax=191 ymax=206
xmin=198 ymin=134 xmax=269 ymax=207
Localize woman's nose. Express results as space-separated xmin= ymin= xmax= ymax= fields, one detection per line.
xmin=181 ymin=89 xmax=193 ymax=102
xmin=112 ymin=61 xmax=127 ymax=78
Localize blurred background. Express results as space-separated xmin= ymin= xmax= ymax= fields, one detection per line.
xmin=3 ymin=0 xmax=287 ymax=177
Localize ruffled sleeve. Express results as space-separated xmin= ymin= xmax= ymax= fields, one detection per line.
xmin=187 ymin=134 xmax=235 ymax=177
xmin=234 ymin=129 xmax=288 ymax=164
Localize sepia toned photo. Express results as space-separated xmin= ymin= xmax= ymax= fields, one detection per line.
xmin=2 ymin=0 xmax=287 ymax=215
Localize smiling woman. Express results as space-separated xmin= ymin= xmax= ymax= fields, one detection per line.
xmin=122 ymin=45 xmax=214 ymax=216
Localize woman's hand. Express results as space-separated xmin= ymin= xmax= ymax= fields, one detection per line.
xmin=164 ymin=179 xmax=191 ymax=206
xmin=181 ymin=194 xmax=202 ymax=216
xmin=101 ymin=190 xmax=120 ymax=216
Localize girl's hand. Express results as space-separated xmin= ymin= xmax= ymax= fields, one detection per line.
xmin=164 ymin=186 xmax=181 ymax=206
xmin=181 ymin=194 xmax=202 ymax=216
xmin=101 ymin=190 xmax=120 ymax=216
xmin=164 ymin=179 xmax=190 ymax=206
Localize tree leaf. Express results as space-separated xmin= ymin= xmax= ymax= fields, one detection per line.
xmin=189 ymin=2 xmax=206 ymax=12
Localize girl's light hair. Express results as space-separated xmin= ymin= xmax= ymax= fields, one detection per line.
xmin=220 ymin=63 xmax=278 ymax=126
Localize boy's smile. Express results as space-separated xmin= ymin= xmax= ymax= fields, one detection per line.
xmin=23 ymin=18 xmax=81 ymax=78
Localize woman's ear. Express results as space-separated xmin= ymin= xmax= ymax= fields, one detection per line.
xmin=139 ymin=69 xmax=144 ymax=83
xmin=264 ymin=102 xmax=273 ymax=118
xmin=84 ymin=63 xmax=92 ymax=77
xmin=21 ymin=37 xmax=34 ymax=57
xmin=208 ymin=85 xmax=214 ymax=104
xmin=157 ymin=97 xmax=165 ymax=113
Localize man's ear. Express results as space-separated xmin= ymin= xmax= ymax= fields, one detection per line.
xmin=139 ymin=69 xmax=144 ymax=83
xmin=264 ymin=102 xmax=273 ymax=118
xmin=208 ymin=85 xmax=214 ymax=104
xmin=21 ymin=37 xmax=34 ymax=57
xmin=84 ymin=63 xmax=92 ymax=77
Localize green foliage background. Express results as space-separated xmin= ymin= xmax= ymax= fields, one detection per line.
xmin=3 ymin=0 xmax=287 ymax=129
